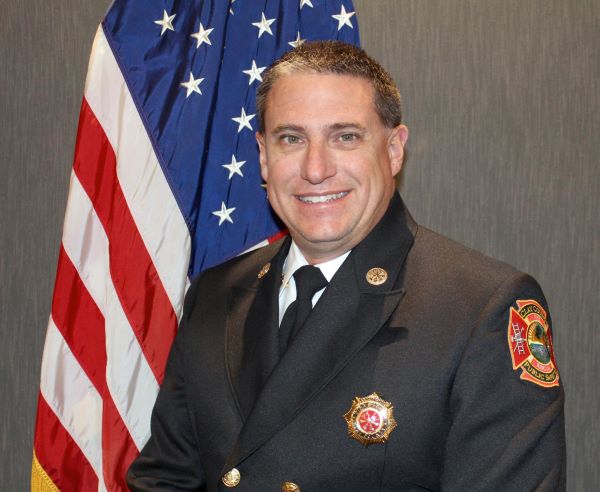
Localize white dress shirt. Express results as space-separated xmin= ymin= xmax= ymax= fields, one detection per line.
xmin=278 ymin=241 xmax=350 ymax=325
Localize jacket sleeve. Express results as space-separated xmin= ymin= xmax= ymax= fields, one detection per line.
xmin=440 ymin=273 xmax=566 ymax=491
xmin=127 ymin=279 xmax=206 ymax=491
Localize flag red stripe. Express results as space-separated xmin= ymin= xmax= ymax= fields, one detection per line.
xmin=34 ymin=394 xmax=99 ymax=491
xmin=268 ymin=230 xmax=288 ymax=244
xmin=72 ymin=98 xmax=177 ymax=384
xmin=51 ymin=246 xmax=106 ymax=392
xmin=102 ymin=399 xmax=140 ymax=491
xmin=52 ymin=246 xmax=141 ymax=488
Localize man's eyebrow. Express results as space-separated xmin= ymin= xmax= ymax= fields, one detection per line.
xmin=271 ymin=124 xmax=305 ymax=134
xmin=329 ymin=122 xmax=367 ymax=132
xmin=271 ymin=123 xmax=367 ymax=134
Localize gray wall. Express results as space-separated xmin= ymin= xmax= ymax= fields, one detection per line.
xmin=356 ymin=2 xmax=599 ymax=490
xmin=1 ymin=1 xmax=597 ymax=490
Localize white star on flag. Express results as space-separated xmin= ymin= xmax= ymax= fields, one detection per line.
xmin=212 ymin=202 xmax=236 ymax=225
xmin=229 ymin=0 xmax=236 ymax=15
xmin=154 ymin=10 xmax=176 ymax=36
xmin=232 ymin=107 xmax=255 ymax=132
xmin=190 ymin=23 xmax=214 ymax=48
xmin=222 ymin=155 xmax=246 ymax=179
xmin=243 ymin=60 xmax=266 ymax=85
xmin=332 ymin=5 xmax=355 ymax=31
xmin=300 ymin=0 xmax=314 ymax=8
xmin=180 ymin=72 xmax=204 ymax=97
xmin=288 ymin=32 xmax=305 ymax=48
xmin=252 ymin=12 xmax=276 ymax=38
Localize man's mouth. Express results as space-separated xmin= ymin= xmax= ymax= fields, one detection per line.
xmin=296 ymin=191 xmax=349 ymax=204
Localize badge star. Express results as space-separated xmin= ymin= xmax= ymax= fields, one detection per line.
xmin=232 ymin=107 xmax=255 ymax=132
xmin=243 ymin=60 xmax=266 ymax=85
xmin=180 ymin=72 xmax=204 ymax=97
xmin=288 ymin=32 xmax=305 ymax=49
xmin=300 ymin=0 xmax=314 ymax=8
xmin=154 ymin=10 xmax=176 ymax=36
xmin=252 ymin=12 xmax=276 ymax=38
xmin=190 ymin=23 xmax=213 ymax=48
xmin=332 ymin=5 xmax=355 ymax=31
xmin=222 ymin=154 xmax=246 ymax=179
xmin=212 ymin=202 xmax=236 ymax=225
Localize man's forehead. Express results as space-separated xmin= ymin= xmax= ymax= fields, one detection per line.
xmin=264 ymin=72 xmax=377 ymax=114
xmin=257 ymin=71 xmax=388 ymax=135
xmin=270 ymin=70 xmax=373 ymax=90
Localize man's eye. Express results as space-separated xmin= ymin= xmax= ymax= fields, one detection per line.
xmin=340 ymin=133 xmax=358 ymax=142
xmin=282 ymin=135 xmax=301 ymax=144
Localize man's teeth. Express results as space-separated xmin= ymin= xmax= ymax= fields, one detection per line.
xmin=298 ymin=192 xmax=348 ymax=203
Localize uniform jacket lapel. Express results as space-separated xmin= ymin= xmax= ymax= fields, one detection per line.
xmin=225 ymin=237 xmax=290 ymax=421
xmin=223 ymin=193 xmax=416 ymax=474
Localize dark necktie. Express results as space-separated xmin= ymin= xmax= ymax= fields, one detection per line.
xmin=279 ymin=265 xmax=328 ymax=355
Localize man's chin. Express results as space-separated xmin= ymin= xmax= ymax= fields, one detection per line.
xmin=295 ymin=229 xmax=346 ymax=246
xmin=290 ymin=229 xmax=355 ymax=260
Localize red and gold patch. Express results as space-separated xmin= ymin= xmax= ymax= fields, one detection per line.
xmin=508 ymin=299 xmax=559 ymax=388
xmin=344 ymin=392 xmax=397 ymax=446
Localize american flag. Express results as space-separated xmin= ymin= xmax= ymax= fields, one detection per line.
xmin=31 ymin=0 xmax=359 ymax=490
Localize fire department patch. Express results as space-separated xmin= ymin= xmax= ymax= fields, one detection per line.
xmin=508 ymin=299 xmax=559 ymax=388
xmin=344 ymin=392 xmax=397 ymax=446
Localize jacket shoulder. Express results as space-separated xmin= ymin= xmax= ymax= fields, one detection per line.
xmin=408 ymin=225 xmax=526 ymax=289
xmin=189 ymin=238 xmax=285 ymax=295
xmin=401 ymin=225 xmax=547 ymax=325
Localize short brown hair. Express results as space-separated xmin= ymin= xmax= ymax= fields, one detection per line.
xmin=256 ymin=41 xmax=402 ymax=131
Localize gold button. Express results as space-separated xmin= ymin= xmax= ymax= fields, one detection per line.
xmin=281 ymin=482 xmax=301 ymax=492
xmin=366 ymin=267 xmax=388 ymax=286
xmin=222 ymin=468 xmax=241 ymax=488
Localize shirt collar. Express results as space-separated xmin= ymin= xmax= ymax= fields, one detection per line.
xmin=281 ymin=241 xmax=350 ymax=290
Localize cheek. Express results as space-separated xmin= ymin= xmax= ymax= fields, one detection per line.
xmin=346 ymin=158 xmax=387 ymax=187
xmin=270 ymin=161 xmax=296 ymax=187
xmin=266 ymin=170 xmax=291 ymax=207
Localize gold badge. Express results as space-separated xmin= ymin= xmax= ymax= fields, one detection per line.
xmin=366 ymin=267 xmax=388 ymax=286
xmin=222 ymin=468 xmax=241 ymax=487
xmin=344 ymin=392 xmax=397 ymax=446
xmin=257 ymin=262 xmax=271 ymax=279
xmin=281 ymin=482 xmax=301 ymax=492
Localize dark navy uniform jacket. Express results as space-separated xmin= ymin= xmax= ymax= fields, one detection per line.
xmin=128 ymin=193 xmax=566 ymax=491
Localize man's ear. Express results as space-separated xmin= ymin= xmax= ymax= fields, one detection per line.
xmin=388 ymin=124 xmax=409 ymax=177
xmin=256 ymin=131 xmax=268 ymax=182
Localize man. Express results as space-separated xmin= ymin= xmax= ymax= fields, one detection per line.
xmin=128 ymin=41 xmax=565 ymax=491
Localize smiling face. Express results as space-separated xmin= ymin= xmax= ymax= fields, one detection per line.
xmin=257 ymin=72 xmax=408 ymax=264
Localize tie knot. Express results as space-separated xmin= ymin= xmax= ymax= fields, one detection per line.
xmin=293 ymin=265 xmax=328 ymax=300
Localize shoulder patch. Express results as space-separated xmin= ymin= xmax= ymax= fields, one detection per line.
xmin=507 ymin=299 xmax=559 ymax=388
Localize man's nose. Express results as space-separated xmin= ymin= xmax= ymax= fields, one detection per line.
xmin=300 ymin=140 xmax=336 ymax=184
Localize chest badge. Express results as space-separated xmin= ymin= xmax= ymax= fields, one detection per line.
xmin=344 ymin=392 xmax=397 ymax=446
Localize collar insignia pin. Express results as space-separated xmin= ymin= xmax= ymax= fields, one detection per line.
xmin=344 ymin=392 xmax=397 ymax=446
xmin=366 ymin=267 xmax=388 ymax=286
xmin=257 ymin=262 xmax=271 ymax=279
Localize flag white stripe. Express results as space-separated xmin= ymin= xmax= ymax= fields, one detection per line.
xmin=40 ymin=317 xmax=107 ymax=492
xmin=61 ymin=172 xmax=159 ymax=450
xmin=84 ymin=27 xmax=191 ymax=319
xmin=241 ymin=238 xmax=270 ymax=255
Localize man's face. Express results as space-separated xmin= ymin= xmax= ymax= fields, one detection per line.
xmin=257 ymin=72 xmax=408 ymax=264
